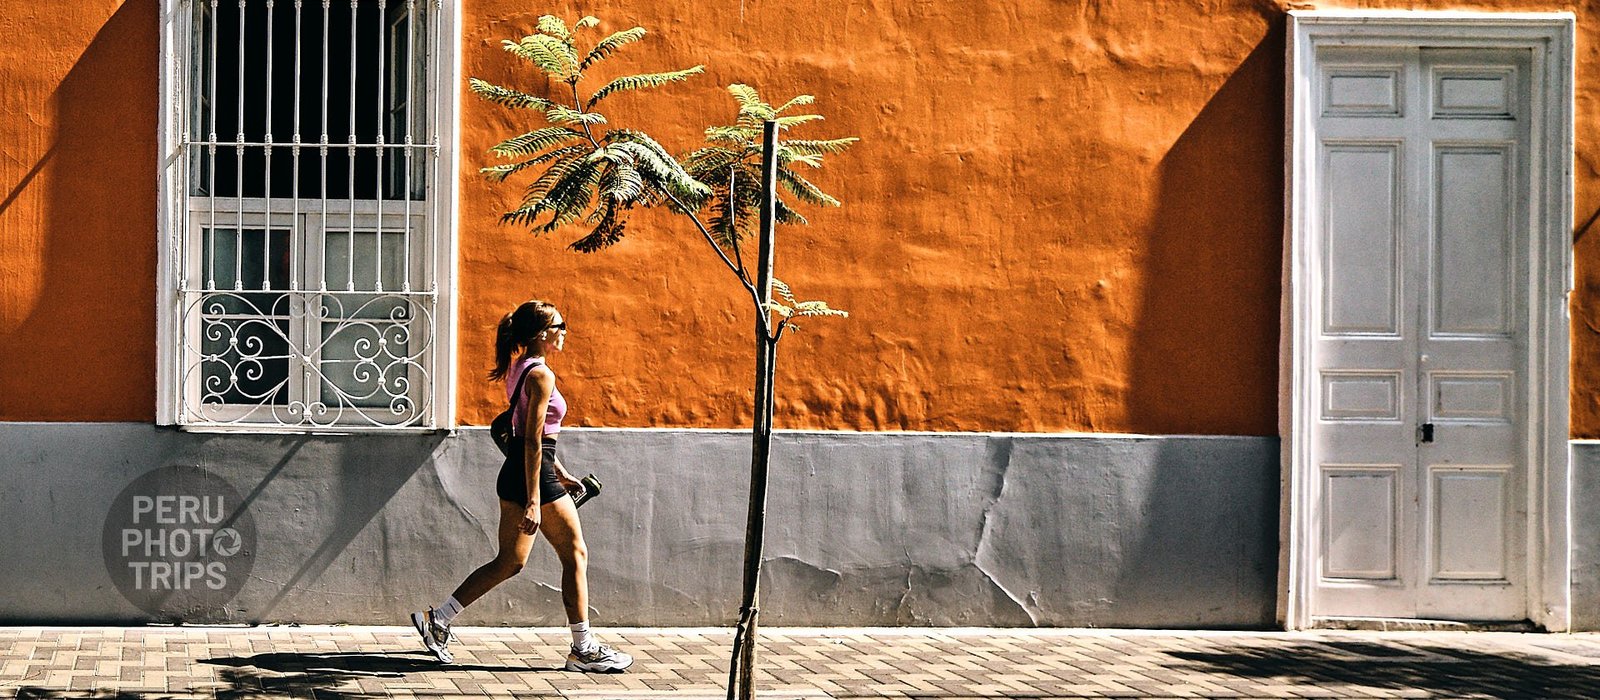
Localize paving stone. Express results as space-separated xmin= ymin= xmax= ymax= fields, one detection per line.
xmin=6 ymin=627 xmax=1600 ymax=698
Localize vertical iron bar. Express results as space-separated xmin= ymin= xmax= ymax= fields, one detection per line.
xmin=207 ymin=0 xmax=219 ymax=291
xmin=426 ymin=0 xmax=439 ymax=294
xmin=318 ymin=0 xmax=329 ymax=293
xmin=374 ymin=0 xmax=386 ymax=293
xmin=290 ymin=0 xmax=302 ymax=292
xmin=346 ymin=0 xmax=357 ymax=292
xmin=730 ymin=119 xmax=780 ymax=700
xmin=235 ymin=0 xmax=245 ymax=291
xmin=264 ymin=0 xmax=274 ymax=290
xmin=400 ymin=0 xmax=414 ymax=292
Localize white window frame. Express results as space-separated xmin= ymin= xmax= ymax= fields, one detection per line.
xmin=156 ymin=0 xmax=460 ymax=431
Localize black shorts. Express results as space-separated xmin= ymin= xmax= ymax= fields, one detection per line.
xmin=496 ymin=438 xmax=568 ymax=507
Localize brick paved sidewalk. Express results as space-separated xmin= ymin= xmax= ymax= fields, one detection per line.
xmin=5 ymin=627 xmax=1600 ymax=699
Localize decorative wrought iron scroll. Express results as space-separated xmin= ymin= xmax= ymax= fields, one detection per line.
xmin=179 ymin=290 xmax=435 ymax=427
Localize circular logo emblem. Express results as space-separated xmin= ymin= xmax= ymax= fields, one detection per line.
xmin=101 ymin=465 xmax=257 ymax=620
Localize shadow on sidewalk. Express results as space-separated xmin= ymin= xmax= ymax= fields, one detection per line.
xmin=1168 ymin=641 xmax=1600 ymax=698
xmin=198 ymin=651 xmax=555 ymax=698
xmin=8 ymin=651 xmax=560 ymax=700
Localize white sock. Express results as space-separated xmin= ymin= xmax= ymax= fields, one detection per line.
xmin=434 ymin=596 xmax=463 ymax=626
xmin=570 ymin=620 xmax=594 ymax=650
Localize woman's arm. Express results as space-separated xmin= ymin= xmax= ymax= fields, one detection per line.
xmin=520 ymin=366 xmax=556 ymax=533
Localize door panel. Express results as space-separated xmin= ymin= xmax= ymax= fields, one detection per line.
xmin=1433 ymin=146 xmax=1513 ymax=336
xmin=1429 ymin=467 xmax=1510 ymax=580
xmin=1324 ymin=467 xmax=1401 ymax=579
xmin=1310 ymin=46 xmax=1530 ymax=621
xmin=1323 ymin=144 xmax=1403 ymax=335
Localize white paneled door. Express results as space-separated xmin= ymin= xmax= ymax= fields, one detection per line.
xmin=1311 ymin=46 xmax=1531 ymax=621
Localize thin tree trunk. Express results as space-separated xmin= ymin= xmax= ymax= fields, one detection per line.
xmin=728 ymin=121 xmax=780 ymax=700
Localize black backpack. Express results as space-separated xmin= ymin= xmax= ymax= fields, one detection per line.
xmin=489 ymin=366 xmax=533 ymax=456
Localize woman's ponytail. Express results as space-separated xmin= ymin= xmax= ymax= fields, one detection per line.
xmin=487 ymin=311 xmax=517 ymax=381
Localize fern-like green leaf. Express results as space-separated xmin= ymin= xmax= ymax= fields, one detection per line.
xmin=736 ymin=106 xmax=777 ymax=129
xmin=574 ymin=16 xmax=600 ymax=30
xmin=586 ymin=66 xmax=705 ymax=109
xmin=604 ymin=165 xmax=643 ymax=203
xmin=569 ymin=203 xmax=628 ymax=252
xmin=585 ymin=150 xmax=646 ymax=204
xmin=683 ymin=146 xmax=743 ymax=175
xmin=488 ymin=127 xmax=587 ymax=158
xmin=531 ymin=163 xmax=603 ymax=231
xmin=536 ymin=15 xmax=571 ymax=43
xmin=771 ymin=278 xmax=798 ymax=305
xmin=794 ymin=301 xmax=848 ymax=318
xmin=728 ymin=84 xmax=763 ymax=110
xmin=775 ymin=114 xmax=825 ymax=129
xmin=570 ymin=184 xmax=633 ymax=252
xmin=778 ymin=167 xmax=840 ymax=207
xmin=468 ymin=78 xmax=558 ymax=111
xmin=581 ymin=27 xmax=647 ymax=70
xmin=774 ymin=94 xmax=815 ymax=113
xmin=504 ymin=34 xmax=578 ymax=80
xmin=780 ymin=138 xmax=859 ymax=157
xmin=774 ymin=197 xmax=810 ymax=226
xmin=705 ymin=125 xmax=760 ymax=145
xmin=766 ymin=279 xmax=847 ymax=327
xmin=782 ymin=153 xmax=825 ymax=168
xmin=510 ymin=156 xmax=593 ymax=219
xmin=544 ymin=105 xmax=608 ymax=127
xmin=479 ymin=144 xmax=588 ymax=183
xmin=606 ymin=131 xmax=713 ymax=204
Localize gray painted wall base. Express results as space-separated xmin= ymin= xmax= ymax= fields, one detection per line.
xmin=0 ymin=424 xmax=1281 ymax=627
xmin=1568 ymin=442 xmax=1600 ymax=631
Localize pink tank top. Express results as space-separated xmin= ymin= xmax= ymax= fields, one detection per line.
xmin=507 ymin=356 xmax=566 ymax=437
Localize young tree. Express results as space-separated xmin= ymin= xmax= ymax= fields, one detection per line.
xmin=470 ymin=15 xmax=856 ymax=699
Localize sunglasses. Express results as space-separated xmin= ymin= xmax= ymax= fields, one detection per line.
xmin=549 ymin=321 xmax=567 ymax=331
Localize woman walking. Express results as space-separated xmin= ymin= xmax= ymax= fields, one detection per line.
xmin=412 ymin=300 xmax=633 ymax=672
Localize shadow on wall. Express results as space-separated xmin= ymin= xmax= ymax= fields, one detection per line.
xmin=0 ymin=0 xmax=159 ymax=420
xmin=0 ymin=426 xmax=452 ymax=625
xmin=1110 ymin=19 xmax=1285 ymax=627
xmin=1124 ymin=17 xmax=1284 ymax=437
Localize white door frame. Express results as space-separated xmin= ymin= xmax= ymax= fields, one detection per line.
xmin=1281 ymin=10 xmax=1574 ymax=631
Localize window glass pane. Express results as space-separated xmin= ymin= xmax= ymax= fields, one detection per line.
xmin=202 ymin=226 xmax=291 ymax=312
xmin=200 ymin=316 xmax=290 ymax=405
xmin=319 ymin=320 xmax=412 ymax=410
xmin=322 ymin=230 xmax=405 ymax=294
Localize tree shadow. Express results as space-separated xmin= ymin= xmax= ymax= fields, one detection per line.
xmin=1165 ymin=640 xmax=1600 ymax=698
xmin=201 ymin=650 xmax=557 ymax=698
xmin=0 ymin=0 xmax=159 ymax=421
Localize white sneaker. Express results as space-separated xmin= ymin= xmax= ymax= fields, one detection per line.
xmin=409 ymin=608 xmax=454 ymax=663
xmin=565 ymin=642 xmax=634 ymax=673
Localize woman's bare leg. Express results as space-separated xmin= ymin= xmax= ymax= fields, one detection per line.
xmin=539 ymin=496 xmax=588 ymax=623
xmin=451 ymin=499 xmax=537 ymax=607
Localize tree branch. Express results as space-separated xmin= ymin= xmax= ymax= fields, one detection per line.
xmin=727 ymin=164 xmax=747 ymax=279
xmin=660 ymin=188 xmax=769 ymax=335
xmin=570 ymin=81 xmax=600 ymax=147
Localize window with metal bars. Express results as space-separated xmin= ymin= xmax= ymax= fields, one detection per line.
xmin=157 ymin=0 xmax=456 ymax=429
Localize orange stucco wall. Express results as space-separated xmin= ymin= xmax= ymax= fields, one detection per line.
xmin=3 ymin=0 xmax=1599 ymax=436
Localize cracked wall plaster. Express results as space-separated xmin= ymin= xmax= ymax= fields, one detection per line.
xmin=2 ymin=424 xmax=1283 ymax=627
